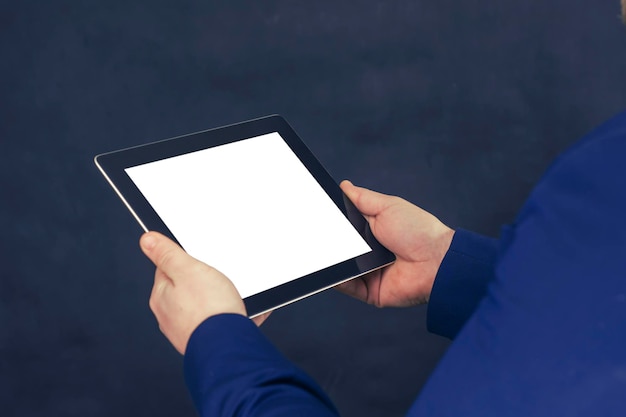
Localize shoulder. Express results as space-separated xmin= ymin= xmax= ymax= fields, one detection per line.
xmin=501 ymin=110 xmax=626 ymax=262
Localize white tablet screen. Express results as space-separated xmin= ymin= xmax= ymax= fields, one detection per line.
xmin=125 ymin=132 xmax=372 ymax=298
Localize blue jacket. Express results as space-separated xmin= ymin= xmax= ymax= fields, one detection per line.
xmin=184 ymin=111 xmax=626 ymax=416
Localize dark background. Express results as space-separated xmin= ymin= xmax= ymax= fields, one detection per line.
xmin=2 ymin=1 xmax=625 ymax=416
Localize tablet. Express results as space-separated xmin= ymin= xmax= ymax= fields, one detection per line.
xmin=95 ymin=115 xmax=395 ymax=317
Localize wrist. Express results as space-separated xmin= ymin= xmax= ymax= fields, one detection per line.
xmin=424 ymin=226 xmax=455 ymax=303
xmin=436 ymin=227 xmax=455 ymax=265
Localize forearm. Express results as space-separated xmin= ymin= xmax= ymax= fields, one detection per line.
xmin=184 ymin=314 xmax=338 ymax=417
xmin=426 ymin=228 xmax=499 ymax=339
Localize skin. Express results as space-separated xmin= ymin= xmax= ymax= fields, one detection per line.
xmin=141 ymin=180 xmax=454 ymax=354
xmin=335 ymin=181 xmax=454 ymax=307
xmin=140 ymin=232 xmax=247 ymax=354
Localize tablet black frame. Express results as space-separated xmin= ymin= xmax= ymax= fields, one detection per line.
xmin=95 ymin=115 xmax=395 ymax=317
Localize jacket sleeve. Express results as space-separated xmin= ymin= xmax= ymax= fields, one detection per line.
xmin=184 ymin=314 xmax=339 ymax=417
xmin=426 ymin=228 xmax=499 ymax=339
xmin=408 ymin=111 xmax=626 ymax=416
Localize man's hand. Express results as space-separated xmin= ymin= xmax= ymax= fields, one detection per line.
xmin=336 ymin=181 xmax=455 ymax=307
xmin=140 ymin=232 xmax=258 ymax=355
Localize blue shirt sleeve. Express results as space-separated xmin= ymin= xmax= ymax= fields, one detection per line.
xmin=184 ymin=314 xmax=339 ymax=417
xmin=407 ymin=111 xmax=626 ymax=416
xmin=427 ymin=229 xmax=499 ymax=339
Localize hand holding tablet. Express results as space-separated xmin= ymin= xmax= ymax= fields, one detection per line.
xmin=139 ymin=230 xmax=248 ymax=354
xmin=95 ymin=115 xmax=394 ymax=318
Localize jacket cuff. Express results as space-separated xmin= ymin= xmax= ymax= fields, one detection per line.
xmin=427 ymin=229 xmax=498 ymax=339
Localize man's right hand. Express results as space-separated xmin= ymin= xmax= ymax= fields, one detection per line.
xmin=336 ymin=180 xmax=455 ymax=308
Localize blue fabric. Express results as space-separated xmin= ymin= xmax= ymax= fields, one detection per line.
xmin=184 ymin=314 xmax=337 ymax=417
xmin=409 ymin=111 xmax=626 ymax=416
xmin=184 ymin=111 xmax=626 ymax=416
xmin=427 ymin=229 xmax=499 ymax=339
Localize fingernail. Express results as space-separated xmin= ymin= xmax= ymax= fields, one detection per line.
xmin=142 ymin=234 xmax=157 ymax=250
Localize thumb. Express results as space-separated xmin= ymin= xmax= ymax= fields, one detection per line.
xmin=340 ymin=180 xmax=391 ymax=217
xmin=140 ymin=231 xmax=195 ymax=280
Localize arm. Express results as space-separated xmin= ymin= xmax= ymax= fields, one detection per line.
xmin=184 ymin=315 xmax=338 ymax=417
xmin=138 ymin=186 xmax=497 ymax=416
xmin=408 ymin=111 xmax=626 ymax=416
xmin=140 ymin=232 xmax=338 ymax=417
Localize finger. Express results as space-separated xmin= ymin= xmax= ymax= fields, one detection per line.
xmin=340 ymin=180 xmax=391 ymax=217
xmin=140 ymin=231 xmax=195 ymax=281
xmin=251 ymin=311 xmax=272 ymax=326
xmin=334 ymin=276 xmax=369 ymax=302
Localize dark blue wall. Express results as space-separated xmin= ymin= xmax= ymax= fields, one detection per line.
xmin=2 ymin=1 xmax=626 ymax=416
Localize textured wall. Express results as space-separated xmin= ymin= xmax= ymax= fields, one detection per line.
xmin=2 ymin=1 xmax=626 ymax=416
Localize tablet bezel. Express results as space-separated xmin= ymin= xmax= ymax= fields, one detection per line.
xmin=95 ymin=115 xmax=395 ymax=317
